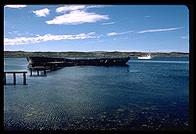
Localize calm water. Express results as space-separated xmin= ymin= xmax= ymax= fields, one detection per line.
xmin=4 ymin=57 xmax=189 ymax=130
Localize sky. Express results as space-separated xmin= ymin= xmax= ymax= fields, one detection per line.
xmin=4 ymin=5 xmax=189 ymax=52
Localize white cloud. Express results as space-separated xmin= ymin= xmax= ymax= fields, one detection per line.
xmin=102 ymin=22 xmax=115 ymax=25
xmin=33 ymin=8 xmax=50 ymax=17
xmin=46 ymin=10 xmax=109 ymax=25
xmin=56 ymin=5 xmax=105 ymax=13
xmin=48 ymin=5 xmax=109 ymax=25
xmin=5 ymin=5 xmax=27 ymax=8
xmin=4 ymin=32 xmax=98 ymax=45
xmin=107 ymin=32 xmax=118 ymax=36
xmin=56 ymin=5 xmax=86 ymax=13
xmin=138 ymin=27 xmax=183 ymax=34
xmin=7 ymin=31 xmax=40 ymax=37
xmin=107 ymin=31 xmax=133 ymax=36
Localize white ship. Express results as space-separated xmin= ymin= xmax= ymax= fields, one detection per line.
xmin=138 ymin=54 xmax=151 ymax=59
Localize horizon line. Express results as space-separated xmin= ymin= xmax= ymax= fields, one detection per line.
xmin=4 ymin=50 xmax=189 ymax=53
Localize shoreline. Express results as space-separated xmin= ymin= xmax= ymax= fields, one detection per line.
xmin=4 ymin=51 xmax=189 ymax=58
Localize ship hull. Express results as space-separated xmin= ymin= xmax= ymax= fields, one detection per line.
xmin=26 ymin=57 xmax=130 ymax=69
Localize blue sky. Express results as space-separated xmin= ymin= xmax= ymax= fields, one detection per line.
xmin=4 ymin=5 xmax=189 ymax=52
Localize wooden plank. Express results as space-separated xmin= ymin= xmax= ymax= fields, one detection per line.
xmin=29 ymin=66 xmax=46 ymax=70
xmin=5 ymin=71 xmax=27 ymax=73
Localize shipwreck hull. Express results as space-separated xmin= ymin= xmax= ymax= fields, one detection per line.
xmin=26 ymin=56 xmax=130 ymax=70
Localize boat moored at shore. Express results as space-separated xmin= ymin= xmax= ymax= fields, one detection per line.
xmin=138 ymin=54 xmax=152 ymax=60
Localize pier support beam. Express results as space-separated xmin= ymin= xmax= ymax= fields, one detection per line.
xmin=23 ymin=72 xmax=26 ymax=85
xmin=30 ymin=69 xmax=32 ymax=76
xmin=29 ymin=66 xmax=47 ymax=76
xmin=44 ymin=70 xmax=46 ymax=75
xmin=4 ymin=71 xmax=27 ymax=85
xmin=4 ymin=73 xmax=6 ymax=85
xmin=37 ymin=70 xmax=39 ymax=76
xmin=13 ymin=73 xmax=16 ymax=85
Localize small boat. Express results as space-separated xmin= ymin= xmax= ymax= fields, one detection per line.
xmin=138 ymin=54 xmax=151 ymax=59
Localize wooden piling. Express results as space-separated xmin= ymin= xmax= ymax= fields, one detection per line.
xmin=44 ymin=70 xmax=46 ymax=75
xmin=30 ymin=69 xmax=32 ymax=76
xmin=13 ymin=73 xmax=16 ymax=85
xmin=4 ymin=73 xmax=6 ymax=84
xmin=23 ymin=72 xmax=26 ymax=85
xmin=4 ymin=71 xmax=27 ymax=85
xmin=28 ymin=66 xmax=47 ymax=76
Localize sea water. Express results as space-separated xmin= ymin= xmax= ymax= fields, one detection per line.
xmin=4 ymin=57 xmax=189 ymax=130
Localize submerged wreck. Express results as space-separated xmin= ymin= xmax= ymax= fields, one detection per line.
xmin=26 ymin=56 xmax=130 ymax=71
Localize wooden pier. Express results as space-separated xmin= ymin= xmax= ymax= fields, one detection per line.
xmin=4 ymin=71 xmax=27 ymax=85
xmin=29 ymin=66 xmax=47 ymax=76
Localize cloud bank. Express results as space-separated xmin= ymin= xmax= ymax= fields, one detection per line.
xmin=46 ymin=10 xmax=109 ymax=25
xmin=46 ymin=5 xmax=109 ymax=25
xmin=4 ymin=32 xmax=98 ymax=45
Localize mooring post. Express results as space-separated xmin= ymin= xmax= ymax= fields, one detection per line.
xmin=4 ymin=73 xmax=6 ymax=85
xmin=23 ymin=72 xmax=26 ymax=85
xmin=13 ymin=73 xmax=16 ymax=85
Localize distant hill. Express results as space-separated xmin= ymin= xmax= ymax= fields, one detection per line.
xmin=4 ymin=51 xmax=189 ymax=58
